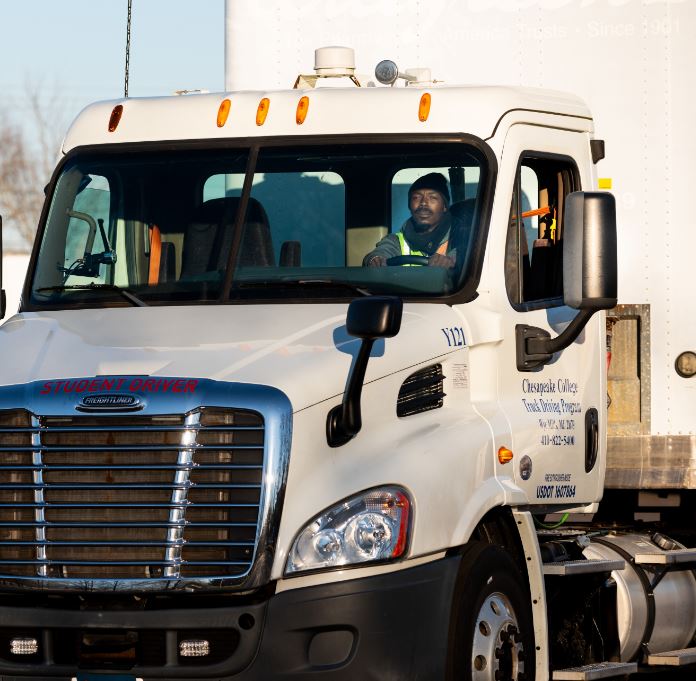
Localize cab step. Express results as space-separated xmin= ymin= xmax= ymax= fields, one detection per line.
xmin=552 ymin=662 xmax=637 ymax=680
xmin=543 ymin=558 xmax=625 ymax=576
xmin=646 ymin=646 xmax=696 ymax=666
xmin=634 ymin=548 xmax=696 ymax=565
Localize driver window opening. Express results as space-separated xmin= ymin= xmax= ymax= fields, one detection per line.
xmin=505 ymin=155 xmax=578 ymax=307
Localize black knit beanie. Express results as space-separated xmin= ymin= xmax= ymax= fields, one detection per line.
xmin=408 ymin=172 xmax=450 ymax=205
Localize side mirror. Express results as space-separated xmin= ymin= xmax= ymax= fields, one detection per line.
xmin=516 ymin=191 xmax=618 ymax=371
xmin=0 ymin=215 xmax=5 ymax=320
xmin=346 ymin=294 xmax=403 ymax=339
xmin=327 ymin=296 xmax=403 ymax=447
xmin=563 ymin=191 xmax=618 ymax=310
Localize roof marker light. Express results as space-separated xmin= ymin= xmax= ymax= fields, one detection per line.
xmin=217 ymin=98 xmax=231 ymax=127
xmin=256 ymin=98 xmax=270 ymax=126
xmin=108 ymin=105 xmax=123 ymax=132
xmin=498 ymin=447 xmax=514 ymax=465
xmin=418 ymin=93 xmax=431 ymax=122
xmin=296 ymin=96 xmax=309 ymax=125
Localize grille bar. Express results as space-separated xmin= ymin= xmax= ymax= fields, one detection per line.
xmin=0 ymin=560 xmax=252 ymax=566
xmin=0 ymin=503 xmax=259 ymax=508
xmin=0 ymin=445 xmax=263 ymax=451
xmin=0 ymin=483 xmax=262 ymax=489
xmin=0 ymin=540 xmax=255 ymax=547
xmin=0 ymin=465 xmax=263 ymax=471
xmin=0 ymin=522 xmax=256 ymax=528
xmin=0 ymin=426 xmax=264 ymax=432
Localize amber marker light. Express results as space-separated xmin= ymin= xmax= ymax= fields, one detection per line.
xmin=498 ymin=447 xmax=514 ymax=465
xmin=296 ymin=96 xmax=309 ymax=125
xmin=256 ymin=98 xmax=270 ymax=126
xmin=108 ymin=105 xmax=124 ymax=132
xmin=216 ymin=99 xmax=231 ymax=127
xmin=418 ymin=93 xmax=431 ymax=122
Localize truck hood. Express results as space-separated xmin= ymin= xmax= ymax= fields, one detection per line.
xmin=0 ymin=304 xmax=464 ymax=412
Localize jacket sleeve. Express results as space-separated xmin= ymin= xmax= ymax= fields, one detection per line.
xmin=362 ymin=233 xmax=402 ymax=266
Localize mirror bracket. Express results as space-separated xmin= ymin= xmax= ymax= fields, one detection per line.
xmin=516 ymin=309 xmax=594 ymax=372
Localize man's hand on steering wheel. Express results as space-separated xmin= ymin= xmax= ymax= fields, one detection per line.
xmin=428 ymin=253 xmax=455 ymax=269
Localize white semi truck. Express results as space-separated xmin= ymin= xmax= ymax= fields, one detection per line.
xmin=0 ymin=3 xmax=694 ymax=680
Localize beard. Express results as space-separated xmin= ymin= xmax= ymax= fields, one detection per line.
xmin=412 ymin=210 xmax=436 ymax=232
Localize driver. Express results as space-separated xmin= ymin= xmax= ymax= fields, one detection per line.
xmin=364 ymin=172 xmax=456 ymax=269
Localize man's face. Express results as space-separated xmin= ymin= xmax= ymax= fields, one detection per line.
xmin=409 ymin=189 xmax=447 ymax=232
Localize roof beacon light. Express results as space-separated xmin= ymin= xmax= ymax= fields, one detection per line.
xmin=375 ymin=60 xmax=433 ymax=87
xmin=293 ymin=46 xmax=361 ymax=89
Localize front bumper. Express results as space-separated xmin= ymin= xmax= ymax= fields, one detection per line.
xmin=0 ymin=556 xmax=460 ymax=681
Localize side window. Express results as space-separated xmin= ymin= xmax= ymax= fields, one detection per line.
xmin=505 ymin=155 xmax=578 ymax=307
xmin=63 ymin=174 xmax=113 ymax=284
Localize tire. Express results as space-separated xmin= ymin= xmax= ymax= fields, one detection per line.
xmin=449 ymin=541 xmax=535 ymax=681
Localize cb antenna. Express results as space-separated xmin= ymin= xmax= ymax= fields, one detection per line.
xmin=124 ymin=0 xmax=133 ymax=97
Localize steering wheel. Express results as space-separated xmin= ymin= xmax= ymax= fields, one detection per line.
xmin=385 ymin=255 xmax=429 ymax=266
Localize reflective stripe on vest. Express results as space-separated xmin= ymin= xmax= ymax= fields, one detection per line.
xmin=396 ymin=232 xmax=449 ymax=258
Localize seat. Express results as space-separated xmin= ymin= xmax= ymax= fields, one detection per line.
xmin=449 ymin=198 xmax=476 ymax=265
xmin=181 ymin=197 xmax=274 ymax=278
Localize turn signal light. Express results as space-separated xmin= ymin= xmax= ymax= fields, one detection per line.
xmin=256 ymin=97 xmax=270 ymax=126
xmin=217 ymin=98 xmax=231 ymax=127
xmin=296 ymin=96 xmax=309 ymax=124
xmin=498 ymin=447 xmax=514 ymax=465
xmin=108 ymin=105 xmax=123 ymax=132
xmin=418 ymin=93 xmax=431 ymax=122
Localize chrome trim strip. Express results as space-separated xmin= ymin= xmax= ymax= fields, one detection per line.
xmin=31 ymin=416 xmax=48 ymax=578
xmin=164 ymin=411 xmax=197 ymax=577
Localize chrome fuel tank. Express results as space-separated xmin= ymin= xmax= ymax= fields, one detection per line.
xmin=584 ymin=533 xmax=696 ymax=661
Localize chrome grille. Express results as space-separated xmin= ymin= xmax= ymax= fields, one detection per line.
xmin=0 ymin=407 xmax=264 ymax=581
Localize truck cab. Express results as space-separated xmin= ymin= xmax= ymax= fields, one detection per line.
xmin=0 ymin=64 xmax=663 ymax=681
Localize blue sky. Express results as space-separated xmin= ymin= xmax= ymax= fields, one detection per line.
xmin=1 ymin=0 xmax=224 ymax=128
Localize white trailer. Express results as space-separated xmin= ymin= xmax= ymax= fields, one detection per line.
xmin=225 ymin=0 xmax=696 ymax=476
xmin=0 ymin=2 xmax=693 ymax=679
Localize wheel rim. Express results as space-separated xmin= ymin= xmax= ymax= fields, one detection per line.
xmin=472 ymin=591 xmax=526 ymax=681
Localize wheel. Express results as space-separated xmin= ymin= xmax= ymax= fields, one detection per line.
xmin=385 ymin=254 xmax=430 ymax=266
xmin=449 ymin=542 xmax=535 ymax=681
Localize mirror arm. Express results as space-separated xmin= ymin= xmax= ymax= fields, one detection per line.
xmin=516 ymin=308 xmax=595 ymax=372
xmin=326 ymin=337 xmax=375 ymax=448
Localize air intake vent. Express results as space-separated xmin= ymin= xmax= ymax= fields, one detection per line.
xmin=397 ymin=364 xmax=445 ymax=417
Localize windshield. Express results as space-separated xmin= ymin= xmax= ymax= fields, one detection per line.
xmin=29 ymin=141 xmax=490 ymax=309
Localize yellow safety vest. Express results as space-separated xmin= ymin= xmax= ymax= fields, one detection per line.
xmin=396 ymin=232 xmax=449 ymax=261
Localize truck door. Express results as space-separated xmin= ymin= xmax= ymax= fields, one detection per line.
xmin=498 ymin=125 xmax=604 ymax=507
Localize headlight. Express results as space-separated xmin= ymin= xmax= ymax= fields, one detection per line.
xmin=285 ymin=486 xmax=411 ymax=575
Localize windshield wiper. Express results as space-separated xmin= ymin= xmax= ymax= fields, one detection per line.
xmin=36 ymin=283 xmax=149 ymax=307
xmin=236 ymin=279 xmax=372 ymax=296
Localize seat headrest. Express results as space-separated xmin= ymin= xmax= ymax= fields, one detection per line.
xmin=190 ymin=197 xmax=268 ymax=225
